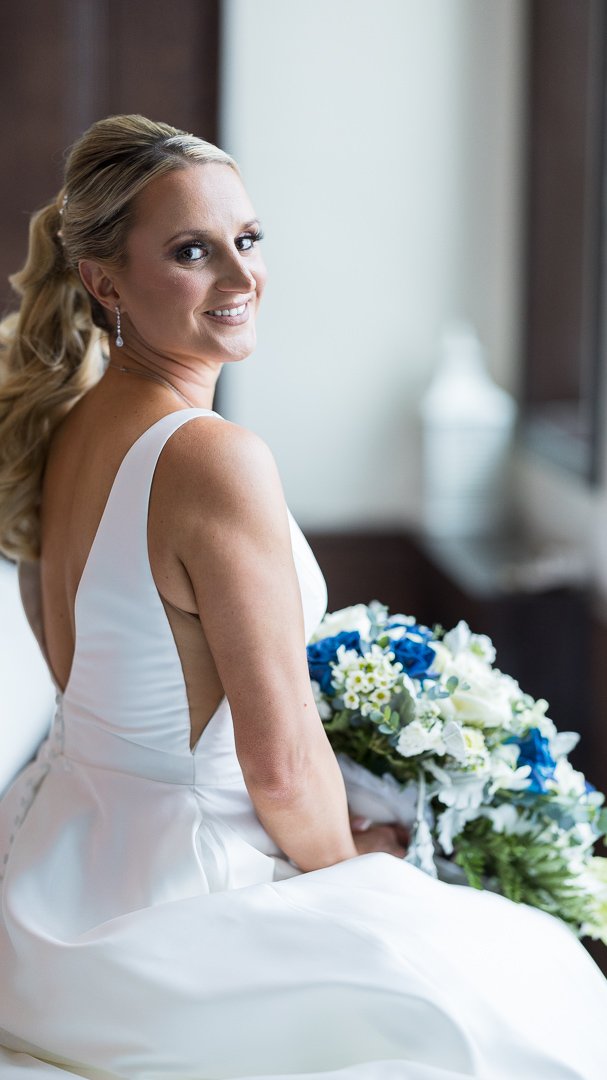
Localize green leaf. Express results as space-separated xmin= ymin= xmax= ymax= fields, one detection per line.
xmin=322 ymin=710 xmax=351 ymax=733
xmin=450 ymin=816 xmax=595 ymax=935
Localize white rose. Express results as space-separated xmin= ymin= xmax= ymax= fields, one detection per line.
xmin=310 ymin=604 xmax=371 ymax=643
xmin=438 ymin=652 xmax=515 ymax=729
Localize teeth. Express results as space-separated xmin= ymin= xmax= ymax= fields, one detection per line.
xmin=208 ymin=304 xmax=246 ymax=317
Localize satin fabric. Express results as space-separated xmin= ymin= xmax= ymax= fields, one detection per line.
xmin=1 ymin=409 xmax=605 ymax=1080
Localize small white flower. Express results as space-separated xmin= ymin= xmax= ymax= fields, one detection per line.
xmin=370 ymin=688 xmax=391 ymax=707
xmin=343 ymin=690 xmax=360 ymax=710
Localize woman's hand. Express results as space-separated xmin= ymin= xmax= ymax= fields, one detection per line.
xmin=350 ymin=814 xmax=410 ymax=858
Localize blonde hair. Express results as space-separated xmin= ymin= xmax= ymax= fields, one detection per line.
xmin=0 ymin=114 xmax=236 ymax=561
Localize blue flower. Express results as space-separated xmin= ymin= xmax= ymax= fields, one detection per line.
xmin=307 ymin=631 xmax=363 ymax=695
xmin=508 ymin=729 xmax=557 ymax=794
xmin=390 ymin=630 xmax=437 ymax=679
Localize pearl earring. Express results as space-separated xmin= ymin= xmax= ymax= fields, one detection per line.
xmin=115 ymin=305 xmax=124 ymax=348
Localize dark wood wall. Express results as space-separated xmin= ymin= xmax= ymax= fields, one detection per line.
xmin=0 ymin=0 xmax=220 ymax=314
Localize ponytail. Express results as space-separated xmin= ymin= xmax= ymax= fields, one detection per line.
xmin=0 ymin=194 xmax=104 ymax=561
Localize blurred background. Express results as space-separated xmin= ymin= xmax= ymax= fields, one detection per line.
xmin=1 ymin=0 xmax=607 ymax=965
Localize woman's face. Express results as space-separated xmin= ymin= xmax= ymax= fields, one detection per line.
xmin=109 ymin=162 xmax=266 ymax=367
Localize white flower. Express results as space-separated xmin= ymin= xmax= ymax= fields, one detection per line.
xmin=342 ymin=690 xmax=360 ymax=710
xmin=310 ymin=604 xmax=371 ymax=643
xmin=397 ymin=720 xmax=446 ymax=758
xmin=546 ymin=758 xmax=587 ymax=797
xmin=442 ymin=621 xmax=474 ymax=657
xmin=516 ymin=698 xmax=557 ymax=740
xmin=441 ymin=721 xmax=468 ymax=763
xmin=487 ymin=759 xmax=532 ymax=795
xmin=460 ymin=726 xmax=489 ymax=764
xmin=550 ymin=730 xmax=580 ymax=760
xmin=370 ymin=688 xmax=391 ymax=707
xmin=383 ymin=615 xmax=416 ymax=641
xmin=480 ymin=804 xmax=534 ymax=836
xmin=437 ymin=652 xmax=517 ymax=729
xmin=435 ymin=773 xmax=487 ymax=854
xmin=469 ymin=633 xmax=496 ymax=665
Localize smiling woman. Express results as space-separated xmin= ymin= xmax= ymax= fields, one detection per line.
xmin=80 ymin=164 xmax=267 ymax=379
xmin=0 ymin=114 xmax=605 ymax=1080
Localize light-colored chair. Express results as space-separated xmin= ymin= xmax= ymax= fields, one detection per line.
xmin=0 ymin=558 xmax=55 ymax=797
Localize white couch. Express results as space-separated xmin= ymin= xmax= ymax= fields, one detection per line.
xmin=0 ymin=558 xmax=55 ymax=797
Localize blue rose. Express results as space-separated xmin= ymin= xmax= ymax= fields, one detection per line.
xmin=508 ymin=729 xmax=557 ymax=794
xmin=307 ymin=631 xmax=363 ymax=695
xmin=390 ymin=631 xmax=437 ymax=679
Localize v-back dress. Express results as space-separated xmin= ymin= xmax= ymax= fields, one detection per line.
xmin=0 ymin=409 xmax=606 ymax=1080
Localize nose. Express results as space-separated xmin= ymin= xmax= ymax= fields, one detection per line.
xmin=215 ymin=245 xmax=257 ymax=293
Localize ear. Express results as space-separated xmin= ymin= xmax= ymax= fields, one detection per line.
xmin=78 ymin=260 xmax=124 ymax=315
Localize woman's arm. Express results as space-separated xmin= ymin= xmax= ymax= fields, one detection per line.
xmin=168 ymin=419 xmax=358 ymax=872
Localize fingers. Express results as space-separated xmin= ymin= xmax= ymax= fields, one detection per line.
xmin=349 ymin=815 xmax=373 ymax=832
xmin=352 ymin=824 xmax=408 ymax=859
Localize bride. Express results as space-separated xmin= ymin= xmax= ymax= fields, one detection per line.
xmin=0 ymin=114 xmax=605 ymax=1080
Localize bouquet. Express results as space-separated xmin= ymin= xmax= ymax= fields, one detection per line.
xmin=307 ymin=601 xmax=607 ymax=943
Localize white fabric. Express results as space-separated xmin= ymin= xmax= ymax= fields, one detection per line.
xmin=0 ymin=408 xmax=605 ymax=1080
xmin=0 ymin=559 xmax=54 ymax=796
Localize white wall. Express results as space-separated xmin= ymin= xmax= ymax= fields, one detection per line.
xmin=219 ymin=0 xmax=525 ymax=529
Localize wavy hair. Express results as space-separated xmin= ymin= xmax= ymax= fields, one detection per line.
xmin=0 ymin=114 xmax=236 ymax=560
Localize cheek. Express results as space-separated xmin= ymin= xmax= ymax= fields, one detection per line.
xmin=130 ymin=269 xmax=206 ymax=317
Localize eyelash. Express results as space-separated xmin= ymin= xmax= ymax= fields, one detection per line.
xmin=175 ymin=228 xmax=265 ymax=264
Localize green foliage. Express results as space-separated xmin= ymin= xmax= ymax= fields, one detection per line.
xmin=325 ymin=723 xmax=420 ymax=785
xmin=452 ymin=816 xmax=594 ymax=935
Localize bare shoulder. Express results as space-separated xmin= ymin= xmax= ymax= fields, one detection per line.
xmin=154 ymin=414 xmax=285 ymax=523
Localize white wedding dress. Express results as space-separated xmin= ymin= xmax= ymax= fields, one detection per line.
xmin=0 ymin=409 xmax=606 ymax=1080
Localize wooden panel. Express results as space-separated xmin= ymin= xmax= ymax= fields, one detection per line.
xmin=0 ymin=0 xmax=220 ymax=313
xmin=525 ymin=0 xmax=605 ymax=405
xmin=108 ymin=0 xmax=220 ymax=141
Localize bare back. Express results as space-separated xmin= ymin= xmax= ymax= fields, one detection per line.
xmin=38 ymin=377 xmax=224 ymax=750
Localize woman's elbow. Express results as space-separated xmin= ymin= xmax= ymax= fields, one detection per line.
xmin=240 ymin=746 xmax=314 ymax=804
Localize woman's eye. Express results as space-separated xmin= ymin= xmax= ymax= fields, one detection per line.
xmin=177 ymin=244 xmax=206 ymax=263
xmin=237 ymin=229 xmax=265 ymax=252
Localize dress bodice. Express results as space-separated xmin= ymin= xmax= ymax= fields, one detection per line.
xmin=58 ymin=409 xmax=327 ymax=788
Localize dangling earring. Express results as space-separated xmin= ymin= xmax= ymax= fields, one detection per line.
xmin=115 ymin=305 xmax=124 ymax=348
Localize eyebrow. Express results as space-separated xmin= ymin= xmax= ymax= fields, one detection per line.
xmin=164 ymin=219 xmax=262 ymax=246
